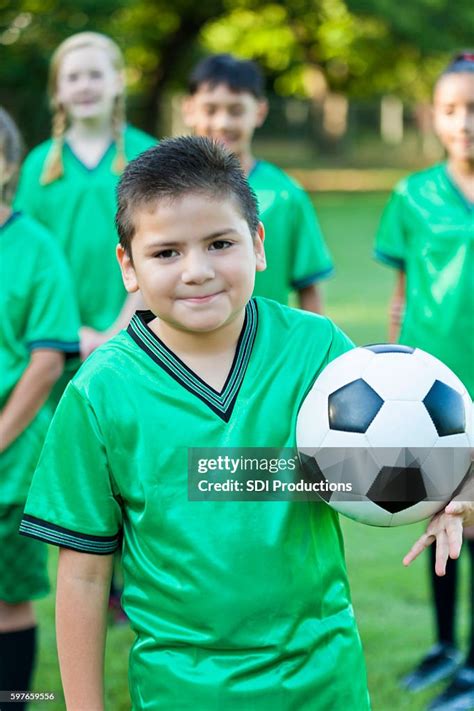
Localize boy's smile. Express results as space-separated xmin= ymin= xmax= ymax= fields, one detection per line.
xmin=117 ymin=192 xmax=266 ymax=338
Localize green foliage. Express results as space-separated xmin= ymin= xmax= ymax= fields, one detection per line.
xmin=202 ymin=0 xmax=473 ymax=101
xmin=1 ymin=0 xmax=473 ymax=146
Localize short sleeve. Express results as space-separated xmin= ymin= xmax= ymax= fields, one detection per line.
xmin=25 ymin=233 xmax=80 ymax=357
xmin=290 ymin=187 xmax=334 ymax=289
xmin=20 ymin=383 xmax=123 ymax=554
xmin=374 ymin=184 xmax=408 ymax=270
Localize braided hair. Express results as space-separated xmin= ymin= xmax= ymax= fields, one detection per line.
xmin=40 ymin=32 xmax=127 ymax=185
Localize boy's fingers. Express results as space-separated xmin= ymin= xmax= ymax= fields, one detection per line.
xmin=445 ymin=515 xmax=463 ymax=559
xmin=403 ymin=533 xmax=435 ymax=567
xmin=435 ymin=530 xmax=449 ymax=576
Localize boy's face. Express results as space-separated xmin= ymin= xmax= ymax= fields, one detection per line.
xmin=117 ymin=193 xmax=266 ymax=335
xmin=433 ymin=73 xmax=474 ymax=162
xmin=183 ymin=83 xmax=268 ymax=160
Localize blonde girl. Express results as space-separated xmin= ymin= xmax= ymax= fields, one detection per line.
xmin=15 ymin=32 xmax=155 ymax=359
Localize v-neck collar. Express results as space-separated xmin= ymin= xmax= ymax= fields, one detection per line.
xmin=64 ymin=140 xmax=115 ymax=173
xmin=126 ymin=299 xmax=258 ymax=422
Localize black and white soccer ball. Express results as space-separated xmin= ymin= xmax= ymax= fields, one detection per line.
xmin=296 ymin=345 xmax=473 ymax=526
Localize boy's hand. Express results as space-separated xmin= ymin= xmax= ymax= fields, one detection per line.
xmin=403 ymin=476 xmax=474 ymax=576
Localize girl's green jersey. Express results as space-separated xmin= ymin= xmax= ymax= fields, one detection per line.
xmin=0 ymin=212 xmax=79 ymax=504
xmin=22 ymin=298 xmax=369 ymax=710
xmin=375 ymin=163 xmax=474 ymax=397
xmin=15 ymin=126 xmax=156 ymax=331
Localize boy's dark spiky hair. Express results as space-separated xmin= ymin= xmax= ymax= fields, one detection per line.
xmin=188 ymin=54 xmax=265 ymax=98
xmin=116 ymin=135 xmax=260 ymax=256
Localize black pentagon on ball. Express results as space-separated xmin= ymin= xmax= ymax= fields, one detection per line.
xmin=364 ymin=343 xmax=415 ymax=354
xmin=298 ymin=453 xmax=331 ymax=502
xmin=367 ymin=466 xmax=427 ymax=513
xmin=328 ymin=379 xmax=384 ymax=433
xmin=423 ymin=380 xmax=465 ymax=437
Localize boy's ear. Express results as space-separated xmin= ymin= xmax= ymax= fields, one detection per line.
xmin=256 ymin=99 xmax=269 ymax=128
xmin=254 ymin=222 xmax=266 ymax=272
xmin=181 ymin=96 xmax=195 ymax=128
xmin=116 ymin=244 xmax=139 ymax=293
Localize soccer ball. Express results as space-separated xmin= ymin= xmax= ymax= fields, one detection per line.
xmin=296 ymin=344 xmax=472 ymax=526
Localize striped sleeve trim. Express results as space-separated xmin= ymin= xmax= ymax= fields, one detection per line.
xmin=291 ymin=265 xmax=335 ymax=289
xmin=19 ymin=515 xmax=120 ymax=555
xmin=27 ymin=339 xmax=80 ymax=357
xmin=373 ymin=249 xmax=405 ymax=270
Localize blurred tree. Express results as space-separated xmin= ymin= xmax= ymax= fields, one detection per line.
xmin=0 ymin=0 xmax=229 ymax=145
xmin=1 ymin=0 xmax=473 ymax=147
xmin=202 ymin=0 xmax=474 ymax=102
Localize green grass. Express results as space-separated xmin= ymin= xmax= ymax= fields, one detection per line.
xmin=29 ymin=192 xmax=470 ymax=711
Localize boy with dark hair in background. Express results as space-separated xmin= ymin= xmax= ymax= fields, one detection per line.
xmin=183 ymin=53 xmax=334 ymax=313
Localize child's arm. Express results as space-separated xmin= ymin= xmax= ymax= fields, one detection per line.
xmin=80 ymin=291 xmax=145 ymax=360
xmin=388 ymin=271 xmax=405 ymax=343
xmin=56 ymin=548 xmax=114 ymax=711
xmin=0 ymin=349 xmax=64 ymax=452
xmin=297 ymin=284 xmax=324 ymax=314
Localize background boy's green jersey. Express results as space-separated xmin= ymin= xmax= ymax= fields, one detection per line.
xmin=14 ymin=126 xmax=156 ymax=331
xmin=249 ymin=161 xmax=334 ymax=304
xmin=0 ymin=212 xmax=79 ymax=504
xmin=21 ymin=298 xmax=369 ymax=711
xmin=375 ymin=163 xmax=474 ymax=397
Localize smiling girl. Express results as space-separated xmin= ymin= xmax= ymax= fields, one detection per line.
xmin=375 ymin=51 xmax=474 ymax=711
xmin=15 ymin=32 xmax=156 ymax=362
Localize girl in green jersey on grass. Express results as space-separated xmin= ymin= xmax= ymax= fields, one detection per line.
xmin=375 ymin=52 xmax=474 ymax=711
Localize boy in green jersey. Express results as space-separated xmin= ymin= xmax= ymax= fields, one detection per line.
xmin=375 ymin=53 xmax=474 ymax=710
xmin=183 ymin=53 xmax=334 ymax=312
xmin=21 ymin=137 xmax=473 ymax=710
xmin=0 ymin=109 xmax=80 ymax=707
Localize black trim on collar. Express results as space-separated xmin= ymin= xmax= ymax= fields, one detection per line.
xmin=127 ymin=300 xmax=258 ymax=422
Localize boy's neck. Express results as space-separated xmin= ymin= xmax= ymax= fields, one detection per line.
xmin=239 ymin=151 xmax=257 ymax=177
xmin=150 ymin=309 xmax=246 ymax=358
xmin=148 ymin=309 xmax=247 ymax=392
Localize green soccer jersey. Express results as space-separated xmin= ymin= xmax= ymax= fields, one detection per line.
xmin=375 ymin=163 xmax=474 ymax=397
xmin=15 ymin=125 xmax=156 ymax=331
xmin=21 ymin=298 xmax=369 ymax=710
xmin=248 ymin=161 xmax=334 ymax=304
xmin=0 ymin=212 xmax=79 ymax=504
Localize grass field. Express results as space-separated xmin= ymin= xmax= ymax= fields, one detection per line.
xmin=29 ymin=192 xmax=471 ymax=711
